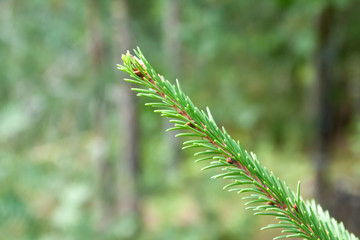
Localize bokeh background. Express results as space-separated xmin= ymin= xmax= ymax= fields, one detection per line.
xmin=1 ymin=0 xmax=360 ymax=239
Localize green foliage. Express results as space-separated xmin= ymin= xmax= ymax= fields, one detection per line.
xmin=2 ymin=1 xmax=359 ymax=239
xmin=119 ymin=49 xmax=359 ymax=240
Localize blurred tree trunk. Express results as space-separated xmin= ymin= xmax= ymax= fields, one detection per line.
xmin=314 ymin=3 xmax=336 ymax=208
xmin=162 ymin=0 xmax=181 ymax=76
xmin=88 ymin=0 xmax=140 ymax=237
xmin=315 ymin=3 xmax=360 ymax=235
xmin=162 ymin=0 xmax=181 ymax=181
xmin=112 ymin=0 xmax=141 ymax=237
xmin=88 ymin=0 xmax=115 ymax=232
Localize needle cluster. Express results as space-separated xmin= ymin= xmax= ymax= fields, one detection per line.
xmin=118 ymin=48 xmax=358 ymax=240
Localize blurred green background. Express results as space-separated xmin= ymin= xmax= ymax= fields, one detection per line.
xmin=1 ymin=0 xmax=360 ymax=239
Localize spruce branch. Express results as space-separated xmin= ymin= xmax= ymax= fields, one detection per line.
xmin=117 ymin=48 xmax=359 ymax=240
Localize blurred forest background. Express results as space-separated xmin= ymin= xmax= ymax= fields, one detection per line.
xmin=1 ymin=0 xmax=360 ymax=239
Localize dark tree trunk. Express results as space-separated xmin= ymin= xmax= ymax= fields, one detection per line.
xmin=315 ymin=4 xmax=360 ymax=236
xmin=88 ymin=0 xmax=115 ymax=232
xmin=112 ymin=0 xmax=141 ymax=237
xmin=88 ymin=0 xmax=116 ymax=232
xmin=88 ymin=0 xmax=140 ymax=236
xmin=315 ymin=4 xmax=336 ymax=207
